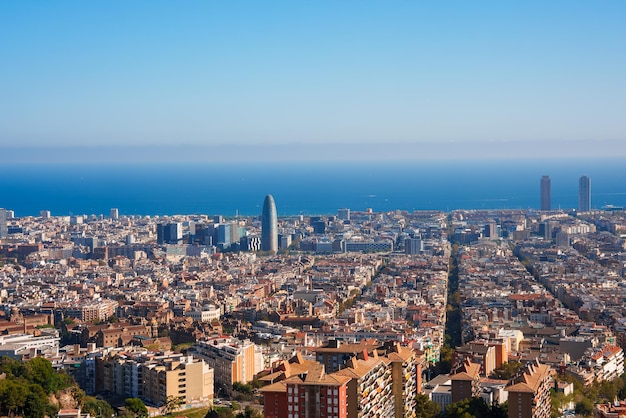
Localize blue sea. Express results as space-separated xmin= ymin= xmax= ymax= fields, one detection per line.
xmin=0 ymin=159 xmax=625 ymax=217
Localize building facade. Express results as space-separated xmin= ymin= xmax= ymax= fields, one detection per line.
xmin=189 ymin=337 xmax=259 ymax=390
xmin=262 ymin=194 xmax=278 ymax=252
xmin=505 ymin=360 xmax=552 ymax=418
xmin=540 ymin=176 xmax=551 ymax=211
xmin=578 ymin=175 xmax=591 ymax=212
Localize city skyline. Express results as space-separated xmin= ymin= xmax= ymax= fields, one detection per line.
xmin=2 ymin=1 xmax=626 ymax=162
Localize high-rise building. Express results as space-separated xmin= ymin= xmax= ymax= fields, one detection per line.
xmin=261 ymin=194 xmax=278 ymax=252
xmin=579 ymin=175 xmax=591 ymax=212
xmin=189 ymin=337 xmax=260 ymax=391
xmin=157 ymin=222 xmax=182 ymax=244
xmin=505 ymin=360 xmax=552 ymax=418
xmin=540 ymin=176 xmax=551 ymax=211
xmin=337 ymin=208 xmax=351 ymax=221
xmin=0 ymin=208 xmax=8 ymax=238
xmin=110 ymin=208 xmax=119 ymax=219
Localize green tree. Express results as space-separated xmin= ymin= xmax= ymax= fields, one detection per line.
xmin=489 ymin=361 xmax=523 ymax=380
xmin=25 ymin=357 xmax=62 ymax=393
xmin=235 ymin=406 xmax=262 ymax=418
xmin=125 ymin=397 xmax=148 ymax=418
xmin=575 ymin=398 xmax=594 ymax=417
xmin=232 ymin=382 xmax=253 ymax=394
xmin=24 ymin=384 xmax=49 ymax=418
xmin=205 ymin=407 xmax=235 ymax=418
xmin=83 ymin=396 xmax=115 ymax=418
xmin=0 ymin=379 xmax=28 ymax=416
xmin=443 ymin=397 xmax=490 ymax=418
xmin=164 ymin=395 xmax=185 ymax=416
xmin=415 ymin=393 xmax=440 ymax=418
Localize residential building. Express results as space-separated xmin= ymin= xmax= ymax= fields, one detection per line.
xmin=505 ymin=360 xmax=552 ymax=418
xmin=284 ymin=364 xmax=350 ymax=418
xmin=334 ymin=353 xmax=394 ymax=418
xmin=140 ymin=355 xmax=213 ymax=407
xmin=450 ymin=359 xmax=481 ymax=404
xmin=190 ymin=337 xmax=259 ymax=390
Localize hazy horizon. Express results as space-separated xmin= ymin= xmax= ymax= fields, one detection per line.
xmin=2 ymin=139 xmax=626 ymax=164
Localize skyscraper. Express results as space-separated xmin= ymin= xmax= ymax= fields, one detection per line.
xmin=579 ymin=175 xmax=591 ymax=212
xmin=540 ymin=176 xmax=551 ymax=211
xmin=0 ymin=208 xmax=7 ymax=238
xmin=261 ymin=194 xmax=278 ymax=252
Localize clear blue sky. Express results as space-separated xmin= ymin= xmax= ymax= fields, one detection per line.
xmin=1 ymin=1 xmax=625 ymax=159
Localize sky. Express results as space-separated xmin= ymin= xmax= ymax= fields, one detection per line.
xmin=1 ymin=1 xmax=625 ymax=161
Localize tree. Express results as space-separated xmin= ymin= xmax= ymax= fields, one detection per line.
xmin=235 ymin=406 xmax=262 ymax=418
xmin=125 ymin=397 xmax=148 ymax=417
xmin=232 ymin=382 xmax=253 ymax=394
xmin=415 ymin=393 xmax=440 ymax=418
xmin=25 ymin=357 xmax=66 ymax=393
xmin=489 ymin=361 xmax=523 ymax=380
xmin=83 ymin=396 xmax=115 ymax=418
xmin=0 ymin=379 xmax=28 ymax=416
xmin=575 ymin=398 xmax=594 ymax=417
xmin=205 ymin=407 xmax=235 ymax=418
xmin=24 ymin=384 xmax=49 ymax=418
xmin=164 ymin=395 xmax=185 ymax=415
xmin=443 ymin=397 xmax=490 ymax=418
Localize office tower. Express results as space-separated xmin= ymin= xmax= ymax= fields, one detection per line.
xmin=156 ymin=222 xmax=182 ymax=244
xmin=40 ymin=210 xmax=51 ymax=219
xmin=405 ymin=237 xmax=424 ymax=255
xmin=0 ymin=208 xmax=7 ymax=238
xmin=337 ymin=208 xmax=351 ymax=221
xmin=579 ymin=175 xmax=591 ymax=212
xmin=261 ymin=194 xmax=278 ymax=252
xmin=540 ymin=176 xmax=551 ymax=211
xmin=217 ymin=223 xmax=232 ymax=248
xmin=110 ymin=208 xmax=119 ymax=219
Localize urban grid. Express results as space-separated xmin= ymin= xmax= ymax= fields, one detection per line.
xmin=1 ymin=178 xmax=626 ymax=418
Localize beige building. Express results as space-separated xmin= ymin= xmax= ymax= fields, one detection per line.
xmin=140 ymin=355 xmax=214 ymax=407
xmin=387 ymin=344 xmax=419 ymax=418
xmin=97 ymin=351 xmax=213 ymax=408
xmin=334 ymin=352 xmax=394 ymax=418
xmin=190 ymin=337 xmax=259 ymax=390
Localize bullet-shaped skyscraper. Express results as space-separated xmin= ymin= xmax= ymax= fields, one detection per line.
xmin=540 ymin=176 xmax=551 ymax=211
xmin=261 ymin=194 xmax=278 ymax=252
xmin=579 ymin=175 xmax=591 ymax=212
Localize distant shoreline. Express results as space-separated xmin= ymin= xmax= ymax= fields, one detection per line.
xmin=1 ymin=158 xmax=625 ymax=218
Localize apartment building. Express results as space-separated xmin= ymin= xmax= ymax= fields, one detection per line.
xmin=284 ymin=364 xmax=350 ymax=418
xmin=334 ymin=353 xmax=394 ymax=418
xmin=505 ymin=360 xmax=553 ymax=418
xmin=140 ymin=355 xmax=213 ymax=407
xmin=189 ymin=337 xmax=260 ymax=390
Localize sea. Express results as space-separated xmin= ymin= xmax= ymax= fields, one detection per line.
xmin=0 ymin=159 xmax=625 ymax=218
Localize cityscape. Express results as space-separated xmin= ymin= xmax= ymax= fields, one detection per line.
xmin=2 ymin=1 xmax=626 ymax=418
xmin=1 ymin=174 xmax=626 ymax=418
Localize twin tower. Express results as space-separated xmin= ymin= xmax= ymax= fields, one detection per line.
xmin=540 ymin=175 xmax=591 ymax=212
xmin=261 ymin=194 xmax=278 ymax=252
